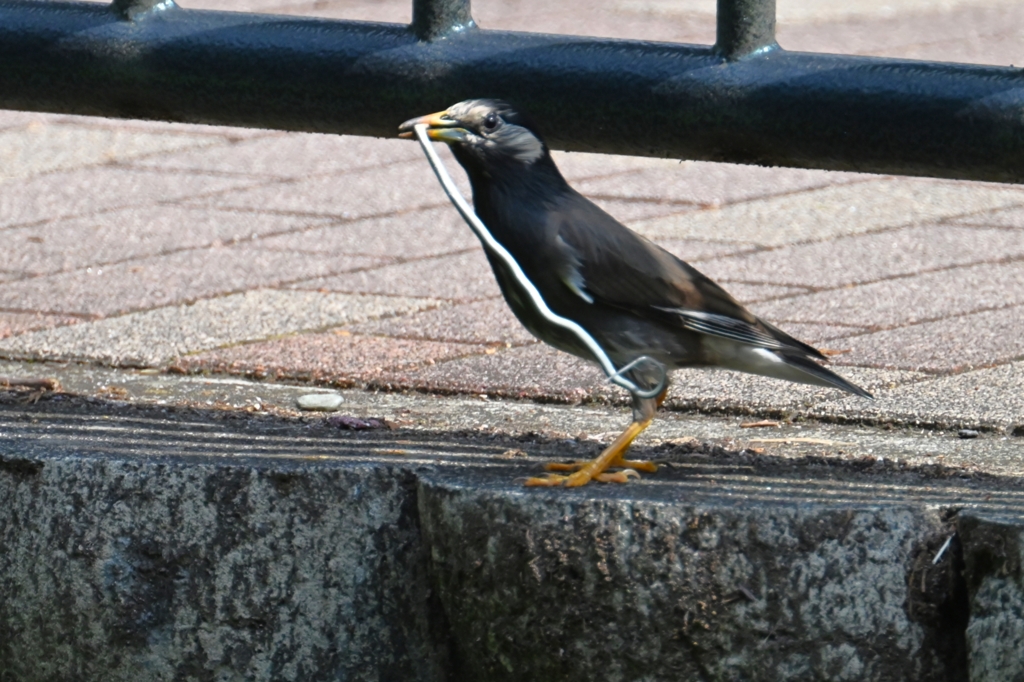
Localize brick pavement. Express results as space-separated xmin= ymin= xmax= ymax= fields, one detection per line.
xmin=3 ymin=0 xmax=1024 ymax=431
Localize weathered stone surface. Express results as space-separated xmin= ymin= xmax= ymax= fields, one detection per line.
xmin=418 ymin=473 xmax=957 ymax=682
xmin=959 ymin=513 xmax=1024 ymax=682
xmin=0 ymin=409 xmax=447 ymax=682
xmin=1 ymin=396 xmax=1022 ymax=682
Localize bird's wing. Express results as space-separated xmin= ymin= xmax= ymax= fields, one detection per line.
xmin=550 ymin=191 xmax=825 ymax=359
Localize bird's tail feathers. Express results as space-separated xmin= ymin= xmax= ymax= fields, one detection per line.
xmin=776 ymin=351 xmax=873 ymax=398
xmin=759 ymin=319 xmax=828 ymax=362
xmin=725 ymin=345 xmax=872 ymax=398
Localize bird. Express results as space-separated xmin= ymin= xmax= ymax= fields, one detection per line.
xmin=398 ymin=99 xmax=870 ymax=488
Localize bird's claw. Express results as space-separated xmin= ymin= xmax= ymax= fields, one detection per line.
xmin=621 ymin=459 xmax=658 ymax=473
xmin=524 ymin=474 xmax=571 ymax=487
xmin=594 ymin=469 xmax=642 ymax=484
xmin=544 ymin=459 xmax=658 ymax=473
xmin=544 ymin=461 xmax=584 ymax=472
xmin=523 ymin=468 xmax=641 ymax=487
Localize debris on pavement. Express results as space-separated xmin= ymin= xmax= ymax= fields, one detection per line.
xmin=297 ymin=392 xmax=345 ymax=411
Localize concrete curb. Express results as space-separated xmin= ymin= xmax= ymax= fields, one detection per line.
xmin=1 ymin=395 xmax=1022 ymax=681
xmin=959 ymin=513 xmax=1024 ymax=681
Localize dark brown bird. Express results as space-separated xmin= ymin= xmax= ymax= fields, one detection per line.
xmin=399 ymin=99 xmax=870 ymax=487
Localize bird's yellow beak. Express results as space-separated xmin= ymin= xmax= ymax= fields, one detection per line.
xmin=398 ymin=110 xmax=469 ymax=143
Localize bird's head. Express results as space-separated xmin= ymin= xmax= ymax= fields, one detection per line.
xmin=399 ymin=99 xmax=554 ymax=175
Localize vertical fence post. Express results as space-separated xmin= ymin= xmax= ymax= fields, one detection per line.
xmin=715 ymin=0 xmax=777 ymax=59
xmin=412 ymin=0 xmax=475 ymax=41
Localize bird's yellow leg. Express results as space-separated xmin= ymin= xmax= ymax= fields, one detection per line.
xmin=525 ymin=417 xmax=654 ymax=487
xmin=533 ymin=385 xmax=668 ymax=482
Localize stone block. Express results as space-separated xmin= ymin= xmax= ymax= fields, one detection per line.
xmin=0 ymin=418 xmax=447 ymax=681
xmin=959 ymin=512 xmax=1024 ymax=682
xmin=4 ymin=397 xmax=1016 ymax=681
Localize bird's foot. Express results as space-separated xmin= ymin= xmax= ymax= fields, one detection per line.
xmin=544 ymin=458 xmax=658 ymax=473
xmin=524 ymin=418 xmax=654 ymax=488
xmin=524 ymin=469 xmax=641 ymax=487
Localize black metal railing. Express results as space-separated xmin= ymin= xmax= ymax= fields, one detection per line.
xmin=2 ymin=0 xmax=1024 ymax=183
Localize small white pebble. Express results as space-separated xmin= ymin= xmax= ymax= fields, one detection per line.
xmin=296 ymin=393 xmax=344 ymax=411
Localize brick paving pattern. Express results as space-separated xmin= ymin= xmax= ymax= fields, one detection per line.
xmin=3 ymin=0 xmax=1024 ymax=426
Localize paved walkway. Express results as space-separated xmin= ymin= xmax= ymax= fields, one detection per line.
xmin=3 ymin=0 xmax=1024 ymax=436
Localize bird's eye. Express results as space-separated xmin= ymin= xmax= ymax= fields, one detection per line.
xmin=483 ymin=112 xmax=499 ymax=130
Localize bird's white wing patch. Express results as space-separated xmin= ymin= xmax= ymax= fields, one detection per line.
xmin=563 ymin=270 xmax=594 ymax=303
xmin=556 ymin=235 xmax=594 ymax=303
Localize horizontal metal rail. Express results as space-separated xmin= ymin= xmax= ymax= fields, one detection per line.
xmin=2 ymin=0 xmax=1024 ymax=183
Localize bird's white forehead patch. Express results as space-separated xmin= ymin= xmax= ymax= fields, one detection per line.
xmin=449 ymin=100 xmax=480 ymax=119
xmin=448 ymin=100 xmax=545 ymax=164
